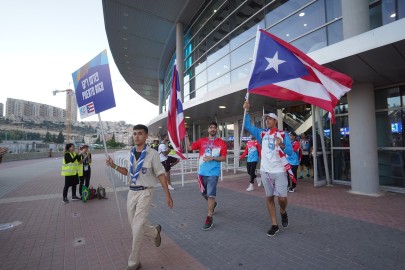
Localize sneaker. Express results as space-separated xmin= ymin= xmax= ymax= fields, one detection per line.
xmin=281 ymin=211 xmax=288 ymax=228
xmin=154 ymin=225 xmax=161 ymax=247
xmin=298 ymin=176 xmax=303 ymax=179
xmin=62 ymin=198 xmax=69 ymax=204
xmin=246 ymin=184 xmax=254 ymax=191
xmin=288 ymin=187 xmax=295 ymax=193
xmin=266 ymin=225 xmax=279 ymax=237
xmin=71 ymin=196 xmax=80 ymax=201
xmin=168 ymin=185 xmax=175 ymax=190
xmin=257 ymin=178 xmax=262 ymax=187
xmin=126 ymin=262 xmax=141 ymax=270
xmin=213 ymin=202 xmax=218 ymax=214
xmin=202 ymin=216 xmax=213 ymax=230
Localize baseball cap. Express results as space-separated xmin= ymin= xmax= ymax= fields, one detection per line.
xmin=265 ymin=113 xmax=278 ymax=120
xmin=289 ymin=131 xmax=297 ymax=137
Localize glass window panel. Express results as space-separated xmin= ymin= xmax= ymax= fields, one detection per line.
xmin=291 ymin=27 xmax=327 ymax=54
xmin=207 ymin=55 xmax=230 ymax=81
xmin=230 ymin=39 xmax=255 ymax=70
xmin=265 ymin=0 xmax=312 ymax=27
xmin=376 ymin=110 xmax=404 ymax=147
xmin=333 ymin=149 xmax=351 ymax=181
xmin=229 ymin=20 xmax=265 ymax=50
xmin=370 ymin=2 xmax=382 ymax=29
xmin=335 ymin=95 xmax=348 ymax=115
xmin=184 ymin=82 xmax=190 ymax=102
xmin=231 ymin=62 xmax=252 ymax=82
xmin=195 ymin=86 xmax=207 ymax=98
xmin=327 ymin=19 xmax=343 ymax=45
xmin=382 ymin=0 xmax=396 ymax=24
xmin=332 ymin=115 xmax=349 ymax=147
xmin=269 ymin=1 xmax=325 ymax=43
xmin=195 ymin=70 xmax=207 ymax=89
xmin=207 ymin=74 xmax=230 ymax=92
xmin=325 ymin=0 xmax=342 ymax=21
xmin=375 ymin=87 xmax=401 ymax=110
xmin=399 ymin=0 xmax=405 ymax=19
xmin=378 ymin=150 xmax=405 ymax=188
xmin=195 ymin=57 xmax=207 ymax=75
xmin=207 ymin=43 xmax=230 ymax=66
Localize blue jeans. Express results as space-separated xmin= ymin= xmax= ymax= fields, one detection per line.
xmin=201 ymin=176 xmax=219 ymax=198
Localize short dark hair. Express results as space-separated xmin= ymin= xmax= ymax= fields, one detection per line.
xmin=133 ymin=124 xmax=148 ymax=134
xmin=65 ymin=143 xmax=74 ymax=151
xmin=208 ymin=121 xmax=218 ymax=128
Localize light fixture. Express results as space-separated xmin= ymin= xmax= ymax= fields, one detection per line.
xmin=185 ymin=116 xmax=190 ymax=119
xmin=304 ymin=23 xmax=307 ymax=27
xmin=214 ymin=9 xmax=217 ymax=13
xmin=158 ymin=126 xmax=162 ymax=128
xmin=390 ymin=13 xmax=396 ymax=18
xmin=224 ymin=65 xmax=228 ymax=68
xmin=299 ymin=12 xmax=305 ymax=17
xmin=286 ymin=33 xmax=290 ymax=37
xmin=219 ymin=106 xmax=226 ymax=109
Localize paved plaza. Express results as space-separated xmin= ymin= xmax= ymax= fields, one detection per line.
xmin=0 ymin=154 xmax=405 ymax=269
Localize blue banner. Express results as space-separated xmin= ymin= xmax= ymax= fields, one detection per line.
xmin=72 ymin=50 xmax=116 ymax=119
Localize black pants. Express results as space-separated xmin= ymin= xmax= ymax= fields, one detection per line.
xmin=288 ymin=165 xmax=299 ymax=188
xmin=79 ymin=168 xmax=91 ymax=196
xmin=246 ymin=162 xmax=258 ymax=184
xmin=63 ymin=175 xmax=78 ymax=198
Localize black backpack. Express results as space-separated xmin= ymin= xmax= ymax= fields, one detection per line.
xmin=96 ymin=185 xmax=107 ymax=199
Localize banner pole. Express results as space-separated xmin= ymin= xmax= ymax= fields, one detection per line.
xmin=98 ymin=113 xmax=124 ymax=229
xmin=239 ymin=91 xmax=249 ymax=159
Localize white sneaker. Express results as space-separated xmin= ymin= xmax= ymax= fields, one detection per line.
xmin=168 ymin=185 xmax=175 ymax=190
xmin=257 ymin=178 xmax=262 ymax=187
xmin=246 ymin=184 xmax=254 ymax=191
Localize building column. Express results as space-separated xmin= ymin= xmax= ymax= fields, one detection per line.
xmin=342 ymin=0 xmax=370 ymax=39
xmin=158 ymin=80 xmax=163 ymax=114
xmin=176 ymin=23 xmax=185 ymax=102
xmin=347 ymin=84 xmax=380 ymax=195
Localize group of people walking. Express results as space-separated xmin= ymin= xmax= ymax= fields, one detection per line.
xmin=59 ymin=100 xmax=314 ymax=270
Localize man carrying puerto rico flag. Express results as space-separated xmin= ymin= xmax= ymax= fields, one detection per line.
xmin=243 ymin=28 xmax=352 ymax=237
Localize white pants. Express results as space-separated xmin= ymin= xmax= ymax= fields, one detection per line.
xmin=127 ymin=188 xmax=158 ymax=266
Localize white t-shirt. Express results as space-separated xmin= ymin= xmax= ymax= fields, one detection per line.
xmin=260 ymin=131 xmax=285 ymax=173
xmin=158 ymin=143 xmax=168 ymax=162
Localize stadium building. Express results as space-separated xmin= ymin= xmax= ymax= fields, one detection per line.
xmin=102 ymin=0 xmax=405 ymax=194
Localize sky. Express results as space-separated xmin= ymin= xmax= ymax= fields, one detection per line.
xmin=0 ymin=0 xmax=158 ymax=125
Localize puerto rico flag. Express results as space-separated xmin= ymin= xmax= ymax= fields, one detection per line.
xmin=248 ymin=29 xmax=353 ymax=123
xmin=167 ymin=62 xmax=186 ymax=159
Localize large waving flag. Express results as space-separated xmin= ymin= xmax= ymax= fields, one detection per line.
xmin=248 ymin=29 xmax=353 ymax=123
xmin=167 ymin=63 xmax=187 ymax=159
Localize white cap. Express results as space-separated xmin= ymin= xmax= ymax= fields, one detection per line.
xmin=265 ymin=113 xmax=278 ymax=121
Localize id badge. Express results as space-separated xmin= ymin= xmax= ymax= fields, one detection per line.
xmin=84 ymin=165 xmax=89 ymax=171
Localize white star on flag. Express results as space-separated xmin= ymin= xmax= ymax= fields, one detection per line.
xmin=265 ymin=51 xmax=285 ymax=73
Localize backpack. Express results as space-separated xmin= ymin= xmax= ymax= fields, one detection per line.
xmin=96 ymin=184 xmax=107 ymax=200
xmin=88 ymin=186 xmax=97 ymax=200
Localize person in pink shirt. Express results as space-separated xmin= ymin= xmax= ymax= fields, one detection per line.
xmin=239 ymin=135 xmax=261 ymax=191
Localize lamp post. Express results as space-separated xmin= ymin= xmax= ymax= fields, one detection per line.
xmin=53 ymin=89 xmax=74 ymax=143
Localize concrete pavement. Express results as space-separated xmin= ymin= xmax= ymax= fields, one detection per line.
xmin=0 ymin=153 xmax=404 ymax=269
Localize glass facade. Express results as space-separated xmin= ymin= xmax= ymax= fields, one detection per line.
xmin=162 ymin=0 xmax=346 ymax=110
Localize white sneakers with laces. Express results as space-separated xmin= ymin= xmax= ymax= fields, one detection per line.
xmin=246 ymin=183 xmax=254 ymax=191
xmin=168 ymin=184 xmax=175 ymax=190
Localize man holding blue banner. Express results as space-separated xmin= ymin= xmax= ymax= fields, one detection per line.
xmin=106 ymin=124 xmax=173 ymax=270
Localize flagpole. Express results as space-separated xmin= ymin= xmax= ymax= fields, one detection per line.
xmin=98 ymin=113 xmax=124 ymax=229
xmin=239 ymin=91 xmax=249 ymax=159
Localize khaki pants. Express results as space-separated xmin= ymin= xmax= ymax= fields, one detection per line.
xmin=127 ymin=188 xmax=158 ymax=266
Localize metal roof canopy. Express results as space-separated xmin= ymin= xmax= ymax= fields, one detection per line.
xmin=102 ymin=0 xmax=205 ymax=105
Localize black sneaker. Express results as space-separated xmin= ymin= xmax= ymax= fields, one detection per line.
xmin=267 ymin=225 xmax=279 ymax=237
xmin=63 ymin=198 xmax=69 ymax=204
xmin=281 ymin=211 xmax=289 ymax=228
xmin=71 ymin=196 xmax=80 ymax=201
xmin=213 ymin=202 xmax=218 ymax=214
xmin=288 ymin=187 xmax=295 ymax=193
xmin=202 ymin=216 xmax=213 ymax=230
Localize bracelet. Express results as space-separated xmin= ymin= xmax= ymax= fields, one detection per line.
xmin=114 ymin=164 xmax=118 ymax=170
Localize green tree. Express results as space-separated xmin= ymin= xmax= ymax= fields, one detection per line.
xmin=43 ymin=131 xmax=52 ymax=142
xmin=56 ymin=131 xmax=64 ymax=143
